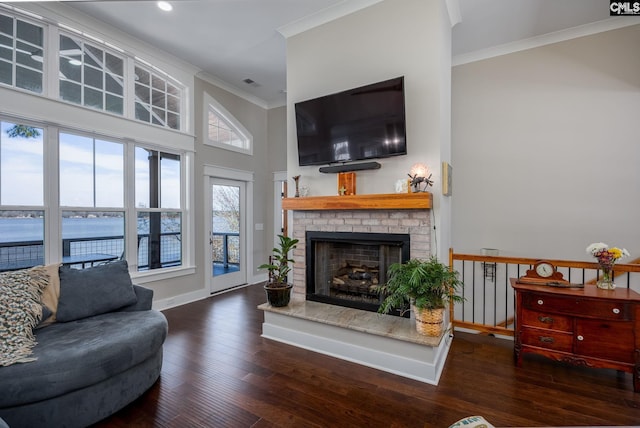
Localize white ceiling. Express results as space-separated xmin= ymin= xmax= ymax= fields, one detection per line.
xmin=65 ymin=0 xmax=616 ymax=107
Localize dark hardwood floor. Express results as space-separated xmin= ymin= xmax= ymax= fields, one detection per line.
xmin=94 ymin=284 xmax=640 ymax=427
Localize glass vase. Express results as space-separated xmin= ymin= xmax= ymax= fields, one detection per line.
xmin=597 ymin=265 xmax=615 ymax=290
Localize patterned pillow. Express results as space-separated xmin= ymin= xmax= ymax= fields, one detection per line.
xmin=0 ymin=266 xmax=50 ymax=367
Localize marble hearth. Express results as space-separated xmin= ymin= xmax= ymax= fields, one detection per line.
xmin=259 ymin=193 xmax=451 ymax=384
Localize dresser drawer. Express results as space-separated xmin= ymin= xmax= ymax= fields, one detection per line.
xmin=521 ymin=327 xmax=573 ymax=353
xmin=575 ymin=319 xmax=635 ymax=363
xmin=522 ymin=292 xmax=630 ymax=320
xmin=520 ymin=310 xmax=572 ymax=332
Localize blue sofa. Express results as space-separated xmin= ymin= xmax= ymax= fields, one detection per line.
xmin=0 ymin=262 xmax=168 ymax=428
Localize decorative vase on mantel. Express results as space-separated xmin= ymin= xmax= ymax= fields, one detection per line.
xmin=597 ymin=264 xmax=615 ymax=290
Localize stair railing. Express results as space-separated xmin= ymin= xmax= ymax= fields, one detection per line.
xmin=448 ymin=249 xmax=640 ymax=337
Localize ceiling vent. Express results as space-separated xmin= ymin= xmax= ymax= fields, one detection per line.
xmin=242 ymin=78 xmax=260 ymax=87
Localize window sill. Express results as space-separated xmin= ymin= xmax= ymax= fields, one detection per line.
xmin=131 ymin=265 xmax=196 ymax=283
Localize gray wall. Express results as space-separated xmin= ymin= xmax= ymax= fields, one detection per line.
xmin=194 ymin=77 xmax=277 ymax=289
xmin=285 ymin=0 xmax=452 ymax=259
xmin=451 ymin=24 xmax=640 ymax=261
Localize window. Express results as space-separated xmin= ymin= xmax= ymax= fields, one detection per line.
xmin=204 ymin=93 xmax=252 ymax=154
xmin=59 ymin=132 xmax=125 ymax=267
xmin=135 ymin=147 xmax=182 ymax=270
xmin=134 ymin=65 xmax=181 ymax=130
xmin=0 ymin=120 xmax=45 ymax=271
xmin=0 ymin=119 xmax=188 ymax=273
xmin=2 ymin=9 xmax=187 ymax=132
xmin=59 ymin=34 xmax=125 ymax=115
xmin=0 ymin=121 xmax=44 ymax=205
xmin=0 ymin=12 xmax=44 ymax=93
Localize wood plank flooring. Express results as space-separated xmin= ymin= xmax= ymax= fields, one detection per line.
xmin=93 ymin=284 xmax=640 ymax=427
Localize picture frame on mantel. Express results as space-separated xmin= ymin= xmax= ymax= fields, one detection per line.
xmin=337 ymin=172 xmax=356 ymax=196
xmin=442 ymin=162 xmax=452 ymax=197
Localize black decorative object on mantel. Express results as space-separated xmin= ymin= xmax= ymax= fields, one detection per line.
xmin=292 ymin=175 xmax=300 ymax=197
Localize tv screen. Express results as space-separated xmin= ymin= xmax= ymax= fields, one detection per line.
xmin=295 ymin=76 xmax=406 ymax=167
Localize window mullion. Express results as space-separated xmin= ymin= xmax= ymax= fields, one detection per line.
xmin=44 ymin=126 xmax=61 ymax=264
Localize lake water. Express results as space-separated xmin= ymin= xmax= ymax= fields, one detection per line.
xmin=0 ymin=216 xmax=234 ymax=243
xmin=0 ymin=217 xmax=125 ymax=243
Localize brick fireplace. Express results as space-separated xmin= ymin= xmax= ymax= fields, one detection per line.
xmin=305 ymin=230 xmax=411 ymax=313
xmin=260 ymin=192 xmax=449 ymax=385
xmin=285 ymin=193 xmax=432 ymax=304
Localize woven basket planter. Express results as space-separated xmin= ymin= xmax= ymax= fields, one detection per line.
xmin=412 ymin=305 xmax=444 ymax=337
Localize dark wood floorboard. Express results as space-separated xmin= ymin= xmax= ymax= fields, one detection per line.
xmin=93 ymin=284 xmax=640 ymax=427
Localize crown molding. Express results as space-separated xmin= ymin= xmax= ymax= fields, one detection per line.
xmin=453 ymin=18 xmax=639 ymax=67
xmin=446 ymin=0 xmax=461 ymax=28
xmin=278 ymin=0 xmax=383 ymax=38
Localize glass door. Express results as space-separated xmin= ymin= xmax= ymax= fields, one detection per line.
xmin=210 ymin=178 xmax=246 ymax=293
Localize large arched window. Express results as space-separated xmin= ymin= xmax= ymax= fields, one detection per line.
xmin=0 ymin=6 xmax=185 ymax=132
xmin=204 ymin=92 xmax=252 ymax=155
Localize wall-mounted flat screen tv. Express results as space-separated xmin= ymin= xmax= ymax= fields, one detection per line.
xmin=294 ymin=76 xmax=406 ymax=167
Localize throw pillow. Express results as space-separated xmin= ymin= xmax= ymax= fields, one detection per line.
xmin=0 ymin=266 xmax=50 ymax=366
xmin=35 ymin=263 xmax=61 ymax=328
xmin=56 ymin=260 xmax=137 ymax=322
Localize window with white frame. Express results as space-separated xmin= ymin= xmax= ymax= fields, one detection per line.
xmin=0 ymin=12 xmax=44 ymax=94
xmin=134 ymin=64 xmax=181 ymax=130
xmin=135 ymin=147 xmax=182 ymax=270
xmin=0 ymin=117 xmax=187 ymax=273
xmin=59 ymin=33 xmax=125 ymax=115
xmin=0 ymin=120 xmax=45 ymax=269
xmin=1 ymin=7 xmax=186 ymax=132
xmin=204 ymin=93 xmax=252 ymax=155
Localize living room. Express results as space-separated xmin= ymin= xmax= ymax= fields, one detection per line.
xmin=1 ymin=0 xmax=639 ymax=426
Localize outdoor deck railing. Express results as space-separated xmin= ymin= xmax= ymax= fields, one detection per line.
xmin=0 ymin=231 xmax=239 ymax=272
xmin=0 ymin=232 xmax=182 ymax=271
xmin=211 ymin=232 xmax=240 ymax=267
xmin=449 ymin=249 xmax=640 ymax=337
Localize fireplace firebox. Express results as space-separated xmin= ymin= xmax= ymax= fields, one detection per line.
xmin=306 ymin=231 xmax=410 ymax=314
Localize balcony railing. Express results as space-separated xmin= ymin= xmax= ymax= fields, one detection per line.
xmin=0 ymin=232 xmax=182 ymax=271
xmin=211 ymin=232 xmax=239 ymax=267
xmin=0 ymin=231 xmax=240 ymax=272
xmin=449 ymin=249 xmax=640 ymax=337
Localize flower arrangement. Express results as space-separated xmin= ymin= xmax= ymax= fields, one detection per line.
xmin=586 ymin=243 xmax=630 ymax=267
xmin=586 ymin=242 xmax=630 ymax=289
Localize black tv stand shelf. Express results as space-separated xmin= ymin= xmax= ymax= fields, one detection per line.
xmin=319 ymin=162 xmax=381 ymax=174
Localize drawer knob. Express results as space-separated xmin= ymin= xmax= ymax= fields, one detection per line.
xmin=539 ymin=336 xmax=554 ymax=343
xmin=538 ymin=316 xmax=554 ymax=323
xmin=577 ymin=335 xmax=584 ymax=341
xmin=537 ymin=299 xmax=544 ymax=305
xmin=612 ymin=308 xmax=620 ymax=314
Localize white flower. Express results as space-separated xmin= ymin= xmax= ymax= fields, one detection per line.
xmin=622 ymin=248 xmax=630 ymax=257
xmin=586 ymin=242 xmax=608 ymax=255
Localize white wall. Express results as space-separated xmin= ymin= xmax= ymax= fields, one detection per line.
xmin=285 ymin=0 xmax=452 ymax=259
xmin=451 ymin=24 xmax=640 ymax=261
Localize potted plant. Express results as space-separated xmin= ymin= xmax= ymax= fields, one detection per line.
xmin=375 ymin=257 xmax=464 ymax=337
xmin=259 ymin=234 xmax=299 ymax=307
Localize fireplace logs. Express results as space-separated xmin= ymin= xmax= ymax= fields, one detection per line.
xmin=331 ymin=261 xmax=379 ymax=297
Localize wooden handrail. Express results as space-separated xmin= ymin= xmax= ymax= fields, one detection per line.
xmin=449 ymin=250 xmax=640 ymax=337
xmin=451 ymin=252 xmax=640 ymax=273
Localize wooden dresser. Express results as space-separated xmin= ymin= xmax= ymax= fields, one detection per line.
xmin=511 ymin=278 xmax=640 ymax=392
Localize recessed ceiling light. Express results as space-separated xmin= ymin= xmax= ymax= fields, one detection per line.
xmin=157 ymin=1 xmax=173 ymax=12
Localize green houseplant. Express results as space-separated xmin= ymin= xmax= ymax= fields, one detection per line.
xmin=375 ymin=257 xmax=464 ymax=336
xmin=259 ymin=234 xmax=299 ymax=307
